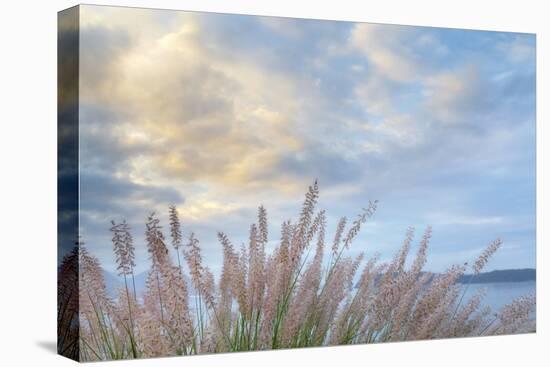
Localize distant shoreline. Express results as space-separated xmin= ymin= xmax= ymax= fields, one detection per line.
xmin=457 ymin=268 xmax=536 ymax=284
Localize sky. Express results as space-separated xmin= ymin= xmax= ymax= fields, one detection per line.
xmin=76 ymin=5 xmax=536 ymax=275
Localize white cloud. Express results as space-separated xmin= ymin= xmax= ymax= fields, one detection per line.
xmin=423 ymin=66 xmax=485 ymax=124
xmin=429 ymin=213 xmax=505 ymax=226
xmin=350 ymin=23 xmax=419 ymax=82
xmin=498 ymin=35 xmax=535 ymax=63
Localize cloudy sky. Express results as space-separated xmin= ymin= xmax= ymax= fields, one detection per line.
xmin=77 ymin=5 xmax=535 ymax=275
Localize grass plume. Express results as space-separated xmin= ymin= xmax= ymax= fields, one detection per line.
xmin=73 ymin=182 xmax=536 ymax=361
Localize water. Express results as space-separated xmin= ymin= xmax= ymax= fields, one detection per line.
xmin=460 ymin=281 xmax=536 ymax=313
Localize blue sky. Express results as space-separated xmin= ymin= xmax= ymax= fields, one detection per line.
xmin=77 ymin=5 xmax=536 ymax=275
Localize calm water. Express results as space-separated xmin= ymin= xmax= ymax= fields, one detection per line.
xmin=461 ymin=281 xmax=536 ymax=313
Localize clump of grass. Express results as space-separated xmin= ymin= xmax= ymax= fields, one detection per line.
xmin=58 ymin=244 xmax=79 ymax=359
xmin=74 ymin=181 xmax=535 ymax=361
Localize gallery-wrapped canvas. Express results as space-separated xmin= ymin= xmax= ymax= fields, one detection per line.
xmin=58 ymin=4 xmax=536 ymax=362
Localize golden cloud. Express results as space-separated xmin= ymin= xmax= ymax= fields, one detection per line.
xmin=80 ymin=7 xmax=309 ymax=196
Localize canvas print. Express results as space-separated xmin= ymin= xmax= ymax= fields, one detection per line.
xmin=58 ymin=4 xmax=536 ymax=362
